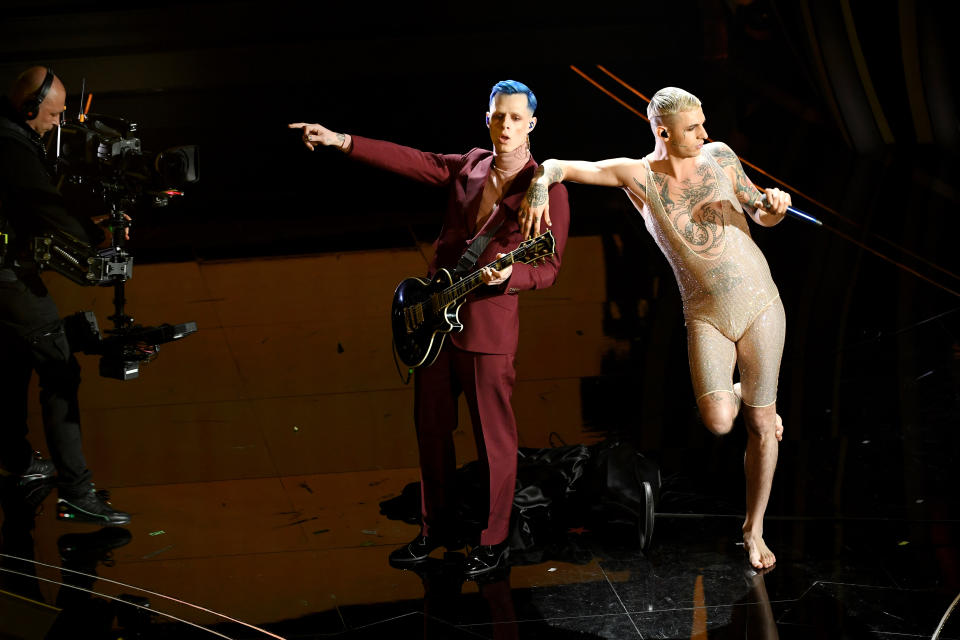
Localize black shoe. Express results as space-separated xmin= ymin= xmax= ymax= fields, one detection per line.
xmin=463 ymin=541 xmax=510 ymax=578
xmin=17 ymin=452 xmax=56 ymax=486
xmin=389 ymin=534 xmax=464 ymax=567
xmin=57 ymin=486 xmax=131 ymax=525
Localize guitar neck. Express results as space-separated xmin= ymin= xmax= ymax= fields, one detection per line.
xmin=437 ymin=253 xmax=517 ymax=305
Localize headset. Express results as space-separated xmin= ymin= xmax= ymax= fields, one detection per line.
xmin=20 ymin=67 xmax=54 ymax=120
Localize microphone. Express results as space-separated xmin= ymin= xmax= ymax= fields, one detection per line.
xmin=759 ymin=194 xmax=822 ymax=227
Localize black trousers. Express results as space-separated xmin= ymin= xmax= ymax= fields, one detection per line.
xmin=0 ymin=269 xmax=91 ymax=495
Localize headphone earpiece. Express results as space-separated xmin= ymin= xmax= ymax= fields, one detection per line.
xmin=659 ymin=130 xmax=668 ymax=139
xmin=485 ymin=116 xmax=490 ymax=126
xmin=529 ymin=122 xmax=533 ymax=129
xmin=21 ymin=67 xmax=54 ymax=121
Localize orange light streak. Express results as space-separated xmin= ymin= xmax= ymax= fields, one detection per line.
xmin=569 ymin=65 xmax=648 ymax=122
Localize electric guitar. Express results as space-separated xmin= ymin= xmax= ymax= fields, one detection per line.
xmin=392 ymin=230 xmax=556 ymax=369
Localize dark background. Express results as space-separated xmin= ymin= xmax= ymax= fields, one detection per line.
xmin=5 ymin=0 xmax=928 ymax=259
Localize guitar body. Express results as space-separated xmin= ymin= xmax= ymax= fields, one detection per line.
xmin=392 ymin=268 xmax=464 ymax=369
xmin=391 ymin=230 xmax=556 ymax=370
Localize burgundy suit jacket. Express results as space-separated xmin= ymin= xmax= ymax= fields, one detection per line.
xmin=349 ymin=135 xmax=570 ymax=355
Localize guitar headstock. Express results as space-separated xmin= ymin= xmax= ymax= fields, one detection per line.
xmin=516 ymin=230 xmax=556 ymax=265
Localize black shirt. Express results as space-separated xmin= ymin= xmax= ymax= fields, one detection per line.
xmin=0 ymin=97 xmax=103 ymax=260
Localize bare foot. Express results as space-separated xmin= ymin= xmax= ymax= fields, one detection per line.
xmin=743 ymin=531 xmax=776 ymax=569
xmin=743 ymin=564 xmax=776 ymax=580
xmin=775 ymin=414 xmax=783 ymax=441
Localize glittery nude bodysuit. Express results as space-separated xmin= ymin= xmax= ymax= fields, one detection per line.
xmin=624 ymin=146 xmax=786 ymax=407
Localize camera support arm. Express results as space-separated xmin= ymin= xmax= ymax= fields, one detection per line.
xmin=104 ymin=195 xmax=134 ymax=330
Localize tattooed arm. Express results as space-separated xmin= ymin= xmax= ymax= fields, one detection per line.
xmin=518 ymin=158 xmax=639 ymax=239
xmin=708 ymin=142 xmax=790 ymax=227
xmin=287 ymin=122 xmax=353 ymax=153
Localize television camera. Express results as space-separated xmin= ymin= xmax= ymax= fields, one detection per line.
xmin=33 ymin=108 xmax=200 ymax=380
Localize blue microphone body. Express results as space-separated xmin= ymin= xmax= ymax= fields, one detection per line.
xmin=758 ymin=195 xmax=822 ymax=227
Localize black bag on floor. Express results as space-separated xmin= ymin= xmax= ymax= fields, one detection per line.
xmin=379 ymin=438 xmax=660 ymax=554
xmin=508 ymin=444 xmax=592 ymax=556
xmin=509 ymin=438 xmax=659 ymax=553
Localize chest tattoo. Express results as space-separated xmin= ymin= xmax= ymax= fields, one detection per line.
xmin=651 ymin=162 xmax=727 ymax=258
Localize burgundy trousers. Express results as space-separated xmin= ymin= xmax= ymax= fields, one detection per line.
xmin=414 ymin=342 xmax=517 ymax=546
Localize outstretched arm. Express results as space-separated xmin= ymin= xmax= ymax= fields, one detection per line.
xmin=518 ymin=158 xmax=637 ymax=239
xmin=709 ymin=142 xmax=791 ymax=227
xmin=288 ymin=122 xmax=352 ymax=152
xmin=288 ymin=122 xmax=463 ymax=186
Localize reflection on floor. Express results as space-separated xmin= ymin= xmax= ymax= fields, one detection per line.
xmin=1 ymin=233 xmax=958 ymax=639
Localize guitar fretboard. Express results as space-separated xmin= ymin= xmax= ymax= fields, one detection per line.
xmin=431 ymin=253 xmax=516 ymax=310
xmin=403 ymin=232 xmax=554 ymax=333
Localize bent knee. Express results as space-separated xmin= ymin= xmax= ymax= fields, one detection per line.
xmin=742 ymin=406 xmax=778 ymax=438
xmin=703 ymin=416 xmax=735 ymax=436
xmin=743 ymin=416 xmax=777 ymax=438
xmin=698 ymin=392 xmax=737 ymax=436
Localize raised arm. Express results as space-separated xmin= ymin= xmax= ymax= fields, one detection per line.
xmin=518 ymin=158 xmax=638 ymax=239
xmin=708 ymin=142 xmax=791 ymax=228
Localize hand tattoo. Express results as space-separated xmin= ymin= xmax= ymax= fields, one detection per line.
xmin=527 ymin=183 xmax=548 ymax=207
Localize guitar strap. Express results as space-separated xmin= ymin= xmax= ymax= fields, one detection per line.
xmin=452 ymin=217 xmax=504 ymax=277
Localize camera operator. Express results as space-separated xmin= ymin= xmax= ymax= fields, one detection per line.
xmin=0 ymin=66 xmax=129 ymax=525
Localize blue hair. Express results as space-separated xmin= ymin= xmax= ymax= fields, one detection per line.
xmin=489 ymin=80 xmax=537 ymax=114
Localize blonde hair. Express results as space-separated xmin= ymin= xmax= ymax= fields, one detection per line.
xmin=647 ymin=87 xmax=702 ymax=123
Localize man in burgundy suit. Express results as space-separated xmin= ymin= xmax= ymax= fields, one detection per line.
xmin=289 ymin=79 xmax=569 ymax=577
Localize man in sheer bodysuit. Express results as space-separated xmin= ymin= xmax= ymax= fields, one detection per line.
xmin=518 ymin=87 xmax=790 ymax=569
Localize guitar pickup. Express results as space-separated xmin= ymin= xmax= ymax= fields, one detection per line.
xmin=404 ymin=304 xmax=424 ymax=333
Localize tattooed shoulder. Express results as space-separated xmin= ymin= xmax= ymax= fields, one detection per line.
xmin=708 ymin=142 xmax=738 ymax=167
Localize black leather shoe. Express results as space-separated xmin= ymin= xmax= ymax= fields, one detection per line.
xmin=389 ymin=534 xmax=464 ymax=566
xmin=57 ymin=486 xmax=131 ymax=525
xmin=17 ymin=452 xmax=56 ymax=486
xmin=463 ymin=541 xmax=510 ymax=578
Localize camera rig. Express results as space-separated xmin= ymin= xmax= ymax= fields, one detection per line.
xmin=33 ymin=109 xmax=200 ymax=380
